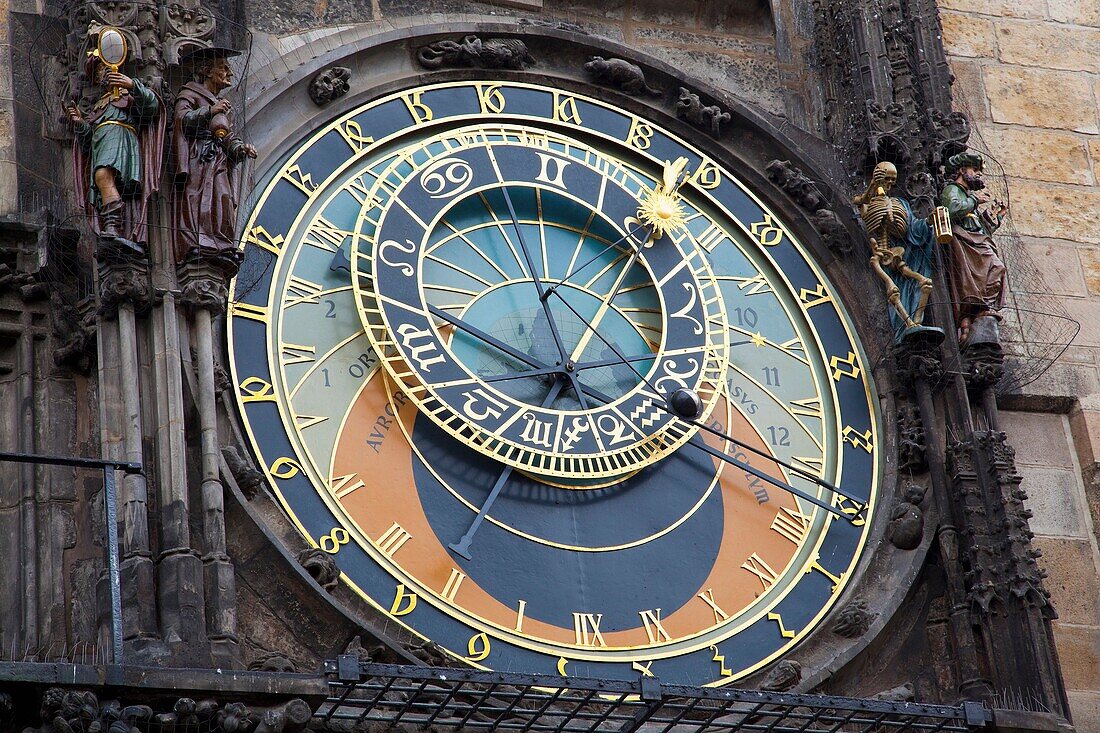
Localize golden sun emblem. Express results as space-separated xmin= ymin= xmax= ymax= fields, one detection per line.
xmin=638 ymin=157 xmax=689 ymax=238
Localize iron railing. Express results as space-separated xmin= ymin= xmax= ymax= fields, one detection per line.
xmin=318 ymin=660 xmax=991 ymax=733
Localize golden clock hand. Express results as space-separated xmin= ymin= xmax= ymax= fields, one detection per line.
xmin=449 ymin=376 xmax=568 ymax=560
xmin=565 ymin=249 xmax=640 ymax=364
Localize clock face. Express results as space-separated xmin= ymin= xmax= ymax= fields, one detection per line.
xmin=229 ymin=80 xmax=880 ymax=686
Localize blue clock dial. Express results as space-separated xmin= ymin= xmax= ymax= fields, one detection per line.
xmin=229 ymin=80 xmax=880 ymax=686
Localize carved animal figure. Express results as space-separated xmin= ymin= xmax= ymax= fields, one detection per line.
xmin=885 ymin=484 xmax=927 ymax=550
xmin=675 ymin=87 xmax=730 ymax=135
xmin=308 ymin=66 xmax=351 ymax=106
xmin=583 ymin=56 xmax=661 ymax=96
xmin=417 ymin=35 xmax=535 ymax=70
xmin=853 ymin=161 xmax=934 ymax=330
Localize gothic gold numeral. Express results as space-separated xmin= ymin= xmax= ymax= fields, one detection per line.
xmin=749 ymin=214 xmax=783 ymax=247
xmin=329 ymin=472 xmax=365 ymax=499
xmin=736 ymin=274 xmax=772 ymax=296
xmin=572 ymin=612 xmax=607 ymax=647
xmin=467 ymin=633 xmax=490 ymax=661
xmin=552 ymin=92 xmax=582 ymax=124
xmin=337 ymin=119 xmax=374 ymax=151
xmin=461 ymin=388 xmax=508 ymax=421
xmin=833 ymin=494 xmax=867 ymax=526
xmin=626 ymin=119 xmax=654 ymax=149
xmin=390 ymin=584 xmax=417 ymax=615
xmin=476 ymin=83 xmax=506 ymax=114
xmin=318 ymin=527 xmax=349 ymax=554
xmin=244 ymin=225 xmax=285 ymax=256
xmin=557 ymin=657 xmax=570 ymax=675
xmin=697 ymin=588 xmax=729 ymax=624
xmin=830 ymin=351 xmax=862 ymax=381
xmin=283 ymin=165 xmax=317 ymax=195
xmin=269 ymin=456 xmax=302 ymax=479
xmin=632 ymin=660 xmax=655 ymax=677
xmin=806 ymin=553 xmax=846 ymax=592
xmin=238 ymin=377 xmax=275 ymax=403
xmin=768 ymin=611 xmax=797 ymax=638
xmin=375 ymin=522 xmax=412 ymax=557
xmin=441 ymin=568 xmax=466 ymax=602
xmin=799 ymin=283 xmax=832 ymax=308
xmin=638 ymin=608 xmax=672 ymax=644
xmin=842 ymin=426 xmax=874 ymax=452
xmin=741 ymin=552 xmax=779 ymax=591
xmin=771 ymin=507 xmax=812 ymax=545
xmin=709 ymin=644 xmax=732 ymax=676
xmin=691 ymin=160 xmax=721 ymax=189
xmin=403 ymin=91 xmax=433 ymax=123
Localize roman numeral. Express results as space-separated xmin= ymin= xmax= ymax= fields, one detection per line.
xmin=285 ymin=276 xmax=324 ymax=307
xmin=281 ymin=342 xmax=317 ymax=365
xmin=441 ymin=568 xmax=466 ymax=602
xmin=572 ymin=612 xmax=607 ymax=647
xmin=329 ymin=473 xmax=365 ymax=499
xmin=695 ymin=224 xmax=726 ymax=252
xmin=697 ymin=588 xmax=729 ymax=624
xmin=790 ymin=396 xmax=822 ymax=418
xmin=741 ymin=552 xmax=779 ymax=590
xmin=294 ymin=414 xmax=328 ymax=430
xmin=375 ymin=522 xmax=412 ymax=557
xmin=230 ymin=301 xmax=270 ymax=323
xmin=302 ymin=216 xmax=352 ymax=253
xmin=638 ymin=608 xmax=672 ymax=644
xmin=771 ymin=507 xmax=812 ymax=545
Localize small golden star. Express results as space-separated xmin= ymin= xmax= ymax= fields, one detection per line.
xmin=751 ymin=332 xmax=767 ymax=347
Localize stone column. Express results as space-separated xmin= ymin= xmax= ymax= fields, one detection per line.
xmin=96 ymin=259 xmax=166 ymax=662
xmin=179 ymin=260 xmax=240 ymax=668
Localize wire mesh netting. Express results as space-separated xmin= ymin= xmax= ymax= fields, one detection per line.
xmin=316 ymin=662 xmax=991 ymax=733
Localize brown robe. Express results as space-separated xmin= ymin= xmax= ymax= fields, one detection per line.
xmin=171 ymin=81 xmax=247 ymax=264
xmin=946 ymin=224 xmax=1007 ymax=324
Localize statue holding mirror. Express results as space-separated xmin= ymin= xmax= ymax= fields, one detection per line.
xmin=65 ymin=26 xmax=165 ymax=258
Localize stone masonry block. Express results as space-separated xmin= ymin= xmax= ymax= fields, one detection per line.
xmin=1050 ymin=623 xmax=1100 ymax=690
xmin=1034 ymin=537 xmax=1100 ymax=625
xmin=978 ymin=126 xmax=1093 ymax=185
xmin=1052 ymin=298 xmax=1100 ymax=349
xmin=1069 ymin=406 xmax=1100 ymax=471
xmin=1090 ymin=138 xmax=1100 ymax=184
xmin=1068 ymin=692 xmax=1100 ymax=733
xmin=984 ymin=66 xmax=1098 ymax=133
xmin=1048 ymin=0 xmax=1100 ymax=27
xmin=1020 ymin=466 xmax=1089 ymax=538
xmin=1000 ymin=410 xmax=1075 ymax=467
xmin=1015 ymin=239 xmax=1089 ymax=296
xmin=1080 ymin=246 xmax=1100 ymax=298
xmin=941 ymin=11 xmax=996 ymax=57
xmin=1006 ymin=177 xmax=1100 ymax=244
xmin=947 ymin=60 xmax=989 ymax=120
xmin=938 ymin=0 xmax=1047 ymax=19
xmin=995 ymin=20 xmax=1100 ymax=73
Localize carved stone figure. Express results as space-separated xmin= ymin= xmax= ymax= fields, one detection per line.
xmin=417 ymin=35 xmax=535 ymax=70
xmin=67 ymin=53 xmax=165 ymax=259
xmin=171 ymin=46 xmax=257 ymax=270
xmin=886 ymin=484 xmax=927 ymax=550
xmin=853 ymin=161 xmax=937 ymax=338
xmin=941 ymin=151 xmax=1008 ymax=343
xmin=760 ymin=660 xmax=801 ymax=691
xmin=308 ymin=66 xmax=351 ymax=105
xmin=297 ymin=547 xmax=340 ymax=589
xmin=765 ymin=159 xmax=828 ymax=211
xmin=675 ymin=87 xmax=730 ymax=135
xmin=583 ymin=56 xmax=661 ymax=96
xmin=831 ymin=598 xmax=875 ymax=638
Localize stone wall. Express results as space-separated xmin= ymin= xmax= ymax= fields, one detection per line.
xmin=941 ymin=2 xmax=1100 ymax=726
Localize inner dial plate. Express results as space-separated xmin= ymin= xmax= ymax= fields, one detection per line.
xmin=352 ymin=126 xmax=728 ymax=483
xmin=229 ymin=80 xmax=880 ymax=687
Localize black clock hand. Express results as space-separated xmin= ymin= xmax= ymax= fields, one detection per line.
xmin=547 ymin=294 xmax=866 ymax=516
xmin=449 ymin=376 xmax=568 ymax=560
xmin=540 ymin=220 xmax=651 ymax=303
xmin=483 ymin=353 xmax=657 ymax=384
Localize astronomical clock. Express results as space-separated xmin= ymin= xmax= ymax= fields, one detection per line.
xmin=229 ymin=75 xmax=883 ymax=687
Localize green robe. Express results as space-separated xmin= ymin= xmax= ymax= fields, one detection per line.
xmin=74 ymin=80 xmax=159 ymax=205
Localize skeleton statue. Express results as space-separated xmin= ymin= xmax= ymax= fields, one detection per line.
xmin=854 ymin=162 xmax=939 ymax=337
